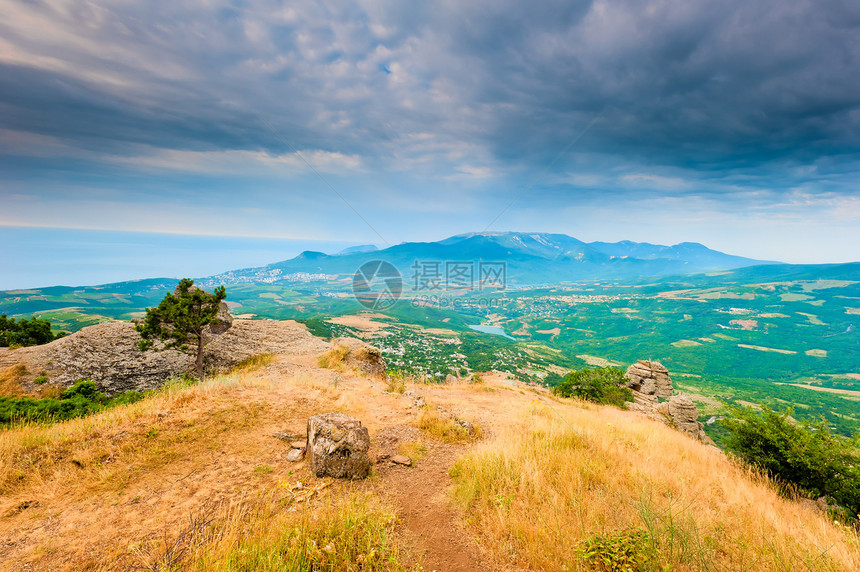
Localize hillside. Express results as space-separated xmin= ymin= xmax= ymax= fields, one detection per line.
xmin=0 ymin=323 xmax=858 ymax=571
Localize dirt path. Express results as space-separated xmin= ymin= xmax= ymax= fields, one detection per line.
xmin=377 ymin=442 xmax=495 ymax=572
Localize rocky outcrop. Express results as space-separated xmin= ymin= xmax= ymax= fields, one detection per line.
xmin=4 ymin=319 xmax=329 ymax=394
xmin=656 ymin=395 xmax=709 ymax=442
xmin=624 ymin=360 xmax=674 ymax=404
xmin=306 ymin=413 xmax=371 ymax=479
xmin=625 ymin=360 xmax=710 ymax=443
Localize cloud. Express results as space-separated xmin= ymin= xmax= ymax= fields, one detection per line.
xmin=0 ymin=0 xmax=859 ymax=260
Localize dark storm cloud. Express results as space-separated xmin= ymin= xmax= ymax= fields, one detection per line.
xmin=1 ymin=0 xmax=858 ymax=192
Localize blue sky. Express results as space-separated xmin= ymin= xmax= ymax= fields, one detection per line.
xmin=1 ymin=0 xmax=859 ymax=288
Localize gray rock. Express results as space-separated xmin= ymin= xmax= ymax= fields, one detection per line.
xmin=667 ymin=395 xmax=708 ymax=442
xmin=19 ymin=319 xmax=329 ymax=395
xmin=285 ymin=448 xmax=305 ymax=462
xmin=456 ymin=419 xmax=476 ymax=436
xmin=624 ymin=360 xmax=674 ymax=399
xmin=306 ymin=413 xmax=371 ymax=479
xmin=623 ymin=360 xmax=712 ymax=444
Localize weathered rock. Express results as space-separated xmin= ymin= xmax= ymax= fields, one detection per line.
xmin=0 ymin=319 xmax=330 ymax=395
xmin=667 ymin=395 xmax=708 ymax=442
xmin=290 ymin=441 xmax=307 ymax=450
xmin=390 ymin=455 xmax=412 ymax=466
xmin=306 ymin=413 xmax=371 ymax=479
xmin=403 ymin=390 xmax=425 ymax=408
xmin=285 ymin=448 xmax=305 ymax=462
xmin=623 ymin=359 xmax=711 ymax=444
xmin=456 ymin=419 xmax=476 ymax=436
xmin=624 ymin=360 xmax=674 ymax=399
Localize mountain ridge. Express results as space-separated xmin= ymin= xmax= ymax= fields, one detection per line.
xmin=212 ymin=231 xmax=779 ymax=286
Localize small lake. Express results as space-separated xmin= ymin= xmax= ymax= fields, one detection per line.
xmin=468 ymin=325 xmax=516 ymax=340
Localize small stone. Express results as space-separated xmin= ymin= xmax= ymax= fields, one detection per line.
xmin=456 ymin=419 xmax=476 ymax=435
xmin=391 ymin=455 xmax=412 ymax=466
xmin=286 ymin=448 xmax=305 ymax=462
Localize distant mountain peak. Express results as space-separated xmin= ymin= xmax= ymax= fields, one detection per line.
xmin=337 ymin=244 xmax=378 ymax=255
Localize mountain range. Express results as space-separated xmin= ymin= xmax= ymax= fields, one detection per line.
xmin=206 ymin=231 xmax=778 ymax=287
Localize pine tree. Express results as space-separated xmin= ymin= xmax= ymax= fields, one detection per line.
xmin=136 ymin=279 xmax=228 ymax=381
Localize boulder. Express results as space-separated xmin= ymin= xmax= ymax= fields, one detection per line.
xmin=306 ymin=413 xmax=371 ymax=479
xmin=667 ymin=395 xmax=709 ymax=442
xmin=624 ymin=360 xmax=674 ymax=399
xmin=623 ymin=359 xmax=712 ymax=444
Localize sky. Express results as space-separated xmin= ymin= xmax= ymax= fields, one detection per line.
xmin=1 ymin=0 xmax=859 ymax=288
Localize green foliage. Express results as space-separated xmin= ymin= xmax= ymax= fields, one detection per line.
xmin=0 ymin=314 xmax=65 ymax=347
xmin=578 ymin=528 xmax=658 ymax=571
xmin=295 ymin=317 xmax=336 ymax=340
xmin=721 ymin=403 xmax=860 ymax=519
xmin=552 ymin=367 xmax=633 ymax=407
xmin=0 ymin=380 xmax=144 ymax=427
xmin=543 ymin=371 xmax=564 ymax=386
xmin=33 ymin=375 xmax=48 ymax=385
xmin=136 ymin=279 xmax=227 ymax=381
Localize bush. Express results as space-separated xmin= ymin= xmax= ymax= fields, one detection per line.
xmin=721 ymin=403 xmax=860 ymax=519
xmin=0 ymin=314 xmax=65 ymax=347
xmin=0 ymin=380 xmax=145 ymax=427
xmin=552 ymin=367 xmax=633 ymax=408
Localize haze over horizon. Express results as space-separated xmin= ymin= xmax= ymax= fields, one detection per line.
xmin=2 ymin=0 xmax=859 ymax=288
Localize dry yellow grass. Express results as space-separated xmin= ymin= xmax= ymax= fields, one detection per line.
xmin=0 ymin=363 xmax=28 ymax=396
xmin=451 ymin=400 xmax=860 ymax=571
xmin=416 ymin=407 xmax=482 ymax=443
xmin=128 ymin=487 xmax=414 ymax=571
xmin=0 ymin=374 xmax=273 ymax=497
xmin=317 ymin=344 xmax=351 ymax=370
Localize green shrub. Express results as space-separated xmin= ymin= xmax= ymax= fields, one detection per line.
xmin=552 ymin=367 xmax=633 ymax=408
xmin=33 ymin=375 xmax=48 ymax=385
xmin=0 ymin=380 xmax=145 ymax=428
xmin=721 ymin=403 xmax=860 ymax=519
xmin=0 ymin=314 xmax=65 ymax=347
xmin=578 ymin=528 xmax=658 ymax=571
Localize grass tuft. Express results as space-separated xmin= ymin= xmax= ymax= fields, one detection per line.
xmin=317 ymin=345 xmax=350 ymax=371
xmin=231 ymin=353 xmax=274 ymax=373
xmin=416 ymin=408 xmax=481 ymax=443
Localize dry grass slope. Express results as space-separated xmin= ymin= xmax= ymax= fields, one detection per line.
xmin=451 ymin=399 xmax=860 ymax=571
